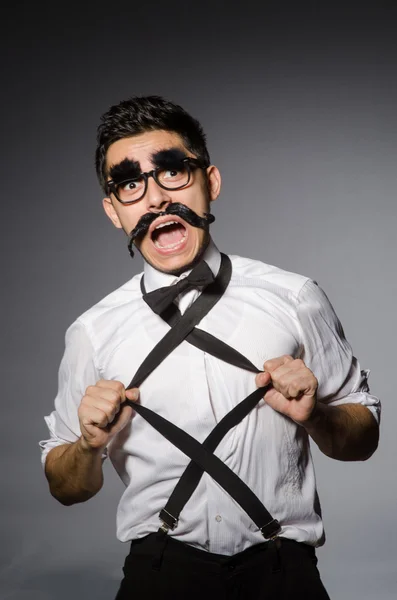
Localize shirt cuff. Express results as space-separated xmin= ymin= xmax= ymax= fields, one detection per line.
xmin=39 ymin=414 xmax=108 ymax=467
xmin=325 ymin=369 xmax=381 ymax=424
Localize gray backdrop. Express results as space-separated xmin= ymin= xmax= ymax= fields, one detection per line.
xmin=1 ymin=2 xmax=396 ymax=599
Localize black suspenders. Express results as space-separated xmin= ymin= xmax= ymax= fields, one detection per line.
xmin=124 ymin=254 xmax=281 ymax=541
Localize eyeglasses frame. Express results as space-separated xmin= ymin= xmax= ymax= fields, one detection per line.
xmin=106 ymin=157 xmax=209 ymax=205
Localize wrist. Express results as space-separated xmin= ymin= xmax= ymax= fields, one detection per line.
xmin=78 ymin=436 xmax=106 ymax=456
xmin=299 ymin=401 xmax=325 ymax=432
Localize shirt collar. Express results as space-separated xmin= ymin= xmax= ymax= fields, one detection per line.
xmin=143 ymin=237 xmax=221 ymax=293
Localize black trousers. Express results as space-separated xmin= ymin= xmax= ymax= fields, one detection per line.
xmin=115 ymin=532 xmax=331 ymax=600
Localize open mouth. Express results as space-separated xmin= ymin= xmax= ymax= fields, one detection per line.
xmin=150 ymin=219 xmax=188 ymax=250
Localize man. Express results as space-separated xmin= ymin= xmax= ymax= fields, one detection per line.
xmin=40 ymin=95 xmax=380 ymax=599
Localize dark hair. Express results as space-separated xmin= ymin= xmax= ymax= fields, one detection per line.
xmin=95 ymin=95 xmax=211 ymax=194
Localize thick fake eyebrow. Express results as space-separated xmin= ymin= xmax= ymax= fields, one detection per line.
xmin=150 ymin=147 xmax=189 ymax=169
xmin=108 ymin=158 xmax=141 ymax=183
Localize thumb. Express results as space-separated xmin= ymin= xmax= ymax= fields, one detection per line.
xmin=109 ymin=402 xmax=134 ymax=437
xmin=255 ymin=371 xmax=271 ymax=388
xmin=125 ymin=388 xmax=140 ymax=402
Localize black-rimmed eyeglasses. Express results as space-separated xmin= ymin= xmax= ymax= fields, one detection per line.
xmin=106 ymin=157 xmax=208 ymax=205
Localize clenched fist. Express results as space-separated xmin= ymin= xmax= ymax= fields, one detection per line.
xmin=78 ymin=380 xmax=139 ymax=451
xmin=255 ymin=355 xmax=318 ymax=425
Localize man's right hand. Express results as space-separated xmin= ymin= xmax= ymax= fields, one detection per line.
xmin=78 ymin=380 xmax=139 ymax=451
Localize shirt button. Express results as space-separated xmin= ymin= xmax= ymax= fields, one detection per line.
xmin=215 ymin=515 xmax=222 ymax=522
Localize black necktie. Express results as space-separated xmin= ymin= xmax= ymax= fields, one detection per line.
xmin=143 ymin=260 xmax=215 ymax=316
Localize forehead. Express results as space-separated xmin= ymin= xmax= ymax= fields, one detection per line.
xmin=105 ymin=130 xmax=190 ymax=171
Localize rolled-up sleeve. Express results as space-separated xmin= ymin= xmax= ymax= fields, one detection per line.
xmin=39 ymin=319 xmax=103 ymax=466
xmin=296 ymin=279 xmax=381 ymax=424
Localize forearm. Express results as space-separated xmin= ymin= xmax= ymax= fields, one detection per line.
xmin=303 ymin=402 xmax=379 ymax=461
xmin=44 ymin=437 xmax=104 ymax=505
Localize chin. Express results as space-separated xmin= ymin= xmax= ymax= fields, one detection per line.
xmin=141 ymin=235 xmax=210 ymax=276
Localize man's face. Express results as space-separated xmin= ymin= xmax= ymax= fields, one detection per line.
xmin=103 ymin=130 xmax=221 ymax=274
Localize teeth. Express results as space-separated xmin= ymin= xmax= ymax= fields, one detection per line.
xmin=154 ymin=220 xmax=178 ymax=230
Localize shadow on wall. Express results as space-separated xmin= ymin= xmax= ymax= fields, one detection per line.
xmin=1 ymin=567 xmax=120 ymax=600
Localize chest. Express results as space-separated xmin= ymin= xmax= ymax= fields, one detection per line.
xmin=98 ymin=286 xmax=301 ymax=406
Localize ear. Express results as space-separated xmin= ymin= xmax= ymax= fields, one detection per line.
xmin=206 ymin=165 xmax=221 ymax=203
xmin=102 ymin=197 xmax=123 ymax=229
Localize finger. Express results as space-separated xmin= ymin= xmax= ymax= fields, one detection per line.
xmin=82 ymin=397 xmax=121 ymax=420
xmin=80 ymin=405 xmax=113 ymax=429
xmin=269 ymin=360 xmax=317 ymax=397
xmin=84 ymin=386 xmax=124 ymax=407
xmin=125 ymin=388 xmax=140 ymax=402
xmin=264 ymin=386 xmax=278 ymax=400
xmin=96 ymin=379 xmax=126 ymax=398
xmin=263 ymin=386 xmax=292 ymax=412
xmin=271 ymin=370 xmax=317 ymax=400
xmin=255 ymin=371 xmax=271 ymax=388
xmin=263 ymin=355 xmax=294 ymax=373
xmin=108 ymin=404 xmax=134 ymax=435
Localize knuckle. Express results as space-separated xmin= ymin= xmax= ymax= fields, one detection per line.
xmin=79 ymin=406 xmax=94 ymax=424
xmin=97 ymin=414 xmax=108 ymax=427
xmin=293 ymin=358 xmax=304 ymax=367
xmin=110 ymin=380 xmax=124 ymax=392
xmin=272 ymin=371 xmax=281 ymax=384
xmin=109 ymin=390 xmax=122 ymax=404
xmin=81 ymin=394 xmax=92 ymax=407
xmin=107 ymin=399 xmax=118 ymax=415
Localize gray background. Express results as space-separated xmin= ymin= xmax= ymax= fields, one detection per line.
xmin=1 ymin=2 xmax=396 ymax=598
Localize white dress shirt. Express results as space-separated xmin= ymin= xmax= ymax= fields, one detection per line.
xmin=39 ymin=238 xmax=380 ymax=555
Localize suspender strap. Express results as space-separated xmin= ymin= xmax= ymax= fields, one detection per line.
xmin=159 ymin=385 xmax=266 ymax=532
xmin=141 ymin=275 xmax=271 ymax=530
xmin=161 ymin=304 xmax=261 ymax=373
xmin=127 ymin=253 xmax=232 ymax=389
xmin=125 ymin=253 xmax=281 ymax=540
xmin=139 ymin=256 xmax=260 ymax=376
xmin=129 ymin=399 xmax=280 ymax=539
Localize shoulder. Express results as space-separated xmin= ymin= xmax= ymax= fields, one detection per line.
xmin=227 ymin=253 xmax=311 ymax=300
xmin=65 ymin=273 xmax=144 ymax=350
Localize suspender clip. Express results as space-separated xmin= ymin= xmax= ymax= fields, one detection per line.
xmin=159 ymin=508 xmax=179 ymax=532
xmin=261 ymin=519 xmax=281 ymax=540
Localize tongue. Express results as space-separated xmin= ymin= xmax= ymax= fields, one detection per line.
xmin=156 ymin=225 xmax=186 ymax=247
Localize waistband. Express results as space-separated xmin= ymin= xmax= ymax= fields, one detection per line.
xmin=128 ymin=532 xmax=316 ymax=572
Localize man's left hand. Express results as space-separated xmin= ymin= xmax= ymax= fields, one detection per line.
xmin=255 ymin=355 xmax=318 ymax=425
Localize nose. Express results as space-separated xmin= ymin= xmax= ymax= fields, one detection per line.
xmin=145 ymin=175 xmax=172 ymax=213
